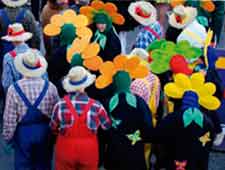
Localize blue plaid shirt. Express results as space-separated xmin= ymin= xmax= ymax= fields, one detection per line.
xmin=1 ymin=43 xmax=48 ymax=94
xmin=50 ymin=92 xmax=111 ymax=134
xmin=134 ymin=21 xmax=163 ymax=49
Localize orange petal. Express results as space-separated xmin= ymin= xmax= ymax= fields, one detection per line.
xmin=124 ymin=57 xmax=140 ymax=73
xmin=113 ymin=55 xmax=127 ymax=70
xmin=43 ymin=24 xmax=61 ymax=36
xmin=99 ymin=61 xmax=116 ymax=75
xmin=95 ymin=75 xmax=112 ymax=89
xmin=62 ymin=9 xmax=77 ymax=23
xmin=71 ymin=15 xmax=89 ymax=28
xmin=79 ymin=6 xmax=95 ymax=24
xmin=83 ymin=56 xmax=103 ymax=71
xmin=50 ymin=14 xmax=64 ymax=27
xmin=91 ymin=0 xmax=105 ymax=10
xmin=111 ymin=13 xmax=125 ymax=25
xmin=82 ymin=43 xmax=100 ymax=59
xmin=76 ymin=27 xmax=93 ymax=41
xmin=130 ymin=65 xmax=149 ymax=79
xmin=104 ymin=2 xmax=118 ymax=13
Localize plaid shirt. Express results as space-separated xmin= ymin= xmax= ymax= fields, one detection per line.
xmin=130 ymin=72 xmax=161 ymax=108
xmin=50 ymin=92 xmax=111 ymax=134
xmin=2 ymin=78 xmax=59 ymax=141
xmin=134 ymin=21 xmax=163 ymax=49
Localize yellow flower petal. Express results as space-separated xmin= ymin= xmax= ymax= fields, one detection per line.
xmin=199 ymin=96 xmax=221 ymax=110
xmin=215 ymin=57 xmax=225 ymax=69
xmin=91 ymin=0 xmax=105 ymax=10
xmin=190 ymin=72 xmax=205 ymax=90
xmin=99 ymin=61 xmax=116 ymax=76
xmin=174 ymin=73 xmax=191 ymax=90
xmin=43 ymin=24 xmax=61 ymax=36
xmin=82 ymin=43 xmax=100 ymax=59
xmin=50 ymin=14 xmax=64 ymax=27
xmin=130 ymin=65 xmax=149 ymax=79
xmin=113 ymin=55 xmax=127 ymax=70
xmin=124 ymin=57 xmax=140 ymax=73
xmin=83 ymin=56 xmax=103 ymax=71
xmin=71 ymin=15 xmax=89 ymax=28
xmin=76 ymin=27 xmax=93 ymax=41
xmin=95 ymin=75 xmax=112 ymax=89
xmin=164 ymin=83 xmax=185 ymax=99
xmin=62 ymin=9 xmax=77 ymax=23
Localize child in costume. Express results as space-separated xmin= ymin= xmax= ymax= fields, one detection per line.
xmin=128 ymin=1 xmax=163 ymax=50
xmin=80 ymin=0 xmax=124 ymax=61
xmin=95 ymin=55 xmax=153 ymax=170
xmin=154 ymin=73 xmax=221 ymax=170
xmin=50 ymin=66 xmax=111 ymax=170
xmin=2 ymin=49 xmax=59 ymax=170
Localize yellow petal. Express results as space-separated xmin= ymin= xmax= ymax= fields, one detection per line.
xmin=95 ymin=75 xmax=112 ymax=89
xmin=113 ymin=55 xmax=127 ymax=70
xmin=62 ymin=9 xmax=77 ymax=23
xmin=71 ymin=15 xmax=89 ymax=28
xmin=190 ymin=72 xmax=205 ymax=89
xmin=130 ymin=65 xmax=149 ymax=79
xmin=82 ymin=43 xmax=100 ymax=59
xmin=50 ymin=14 xmax=64 ymax=27
xmin=43 ymin=24 xmax=61 ymax=36
xmin=203 ymin=82 xmax=216 ymax=95
xmin=199 ymin=96 xmax=221 ymax=110
xmin=83 ymin=56 xmax=103 ymax=71
xmin=76 ymin=27 xmax=93 ymax=41
xmin=91 ymin=0 xmax=105 ymax=10
xmin=215 ymin=57 xmax=225 ymax=69
xmin=99 ymin=61 xmax=116 ymax=75
xmin=174 ymin=73 xmax=191 ymax=90
xmin=111 ymin=13 xmax=125 ymax=25
xmin=164 ymin=83 xmax=185 ymax=99
xmin=124 ymin=57 xmax=140 ymax=73
xmin=104 ymin=2 xmax=118 ymax=13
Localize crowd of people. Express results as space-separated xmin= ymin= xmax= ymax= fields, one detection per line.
xmin=0 ymin=0 xmax=225 ymax=170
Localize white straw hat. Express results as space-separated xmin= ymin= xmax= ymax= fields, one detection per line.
xmin=14 ymin=49 xmax=47 ymax=77
xmin=63 ymin=66 xmax=96 ymax=92
xmin=168 ymin=5 xmax=197 ymax=29
xmin=128 ymin=1 xmax=157 ymax=26
xmin=2 ymin=0 xmax=28 ymax=8
xmin=1 ymin=23 xmax=32 ymax=42
xmin=129 ymin=48 xmax=149 ymax=61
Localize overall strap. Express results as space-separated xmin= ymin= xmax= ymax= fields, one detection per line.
xmin=0 ymin=9 xmax=11 ymax=27
xmin=64 ymin=95 xmax=79 ymax=120
xmin=15 ymin=8 xmax=26 ymax=23
xmin=144 ymin=26 xmax=161 ymax=40
xmin=14 ymin=83 xmax=32 ymax=108
xmin=9 ymin=50 xmax=16 ymax=58
xmin=33 ymin=80 xmax=49 ymax=107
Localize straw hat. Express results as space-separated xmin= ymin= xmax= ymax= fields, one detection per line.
xmin=1 ymin=23 xmax=32 ymax=42
xmin=63 ymin=66 xmax=96 ymax=92
xmin=14 ymin=49 xmax=47 ymax=77
xmin=2 ymin=0 xmax=28 ymax=8
xmin=128 ymin=1 xmax=157 ymax=26
xmin=168 ymin=5 xmax=197 ymax=29
xmin=129 ymin=48 xmax=149 ymax=61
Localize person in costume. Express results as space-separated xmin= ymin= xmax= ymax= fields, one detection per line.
xmin=153 ymin=73 xmax=221 ymax=170
xmin=43 ymin=9 xmax=92 ymax=97
xmin=50 ymin=66 xmax=111 ymax=170
xmin=2 ymin=49 xmax=59 ymax=170
xmin=128 ymin=1 xmax=163 ymax=50
xmin=1 ymin=23 xmax=47 ymax=94
xmin=80 ymin=0 xmax=124 ymax=61
xmin=94 ymin=55 xmax=153 ymax=170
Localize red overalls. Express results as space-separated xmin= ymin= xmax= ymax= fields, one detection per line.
xmin=55 ymin=96 xmax=98 ymax=170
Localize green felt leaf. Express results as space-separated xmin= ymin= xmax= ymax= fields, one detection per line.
xmin=126 ymin=93 xmax=137 ymax=108
xmin=109 ymin=94 xmax=119 ymax=112
xmin=146 ymin=39 xmax=166 ymax=51
xmin=183 ymin=108 xmax=203 ymax=128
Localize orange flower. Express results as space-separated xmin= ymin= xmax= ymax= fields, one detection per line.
xmin=67 ymin=38 xmax=103 ymax=71
xmin=44 ymin=9 xmax=92 ymax=41
xmin=95 ymin=55 xmax=149 ymax=89
xmin=201 ymin=0 xmax=215 ymax=12
xmin=80 ymin=0 xmax=125 ymax=25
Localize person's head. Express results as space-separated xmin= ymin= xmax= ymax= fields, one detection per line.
xmin=1 ymin=0 xmax=28 ymax=8
xmin=14 ymin=49 xmax=47 ymax=78
xmin=93 ymin=12 xmax=112 ymax=33
xmin=63 ymin=66 xmax=96 ymax=93
xmin=96 ymin=23 xmax=107 ymax=33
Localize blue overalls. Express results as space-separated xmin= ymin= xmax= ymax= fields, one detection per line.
xmin=13 ymin=81 xmax=52 ymax=170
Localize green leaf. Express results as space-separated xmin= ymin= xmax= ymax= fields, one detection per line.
xmin=126 ymin=93 xmax=137 ymax=108
xmin=109 ymin=94 xmax=119 ymax=112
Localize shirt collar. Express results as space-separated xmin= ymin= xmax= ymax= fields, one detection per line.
xmin=14 ymin=43 xmax=29 ymax=52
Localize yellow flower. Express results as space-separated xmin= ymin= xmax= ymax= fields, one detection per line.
xmin=164 ymin=73 xmax=221 ymax=110
xmin=44 ymin=9 xmax=92 ymax=41
xmin=95 ymin=55 xmax=149 ymax=89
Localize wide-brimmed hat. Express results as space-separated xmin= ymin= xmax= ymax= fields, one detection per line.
xmin=14 ymin=49 xmax=47 ymax=78
xmin=168 ymin=5 xmax=197 ymax=29
xmin=128 ymin=1 xmax=157 ymax=26
xmin=2 ymin=23 xmax=32 ymax=42
xmin=63 ymin=66 xmax=96 ymax=92
xmin=2 ymin=0 xmax=28 ymax=8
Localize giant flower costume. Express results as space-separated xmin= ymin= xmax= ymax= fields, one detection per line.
xmin=44 ymin=9 xmax=92 ymax=46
